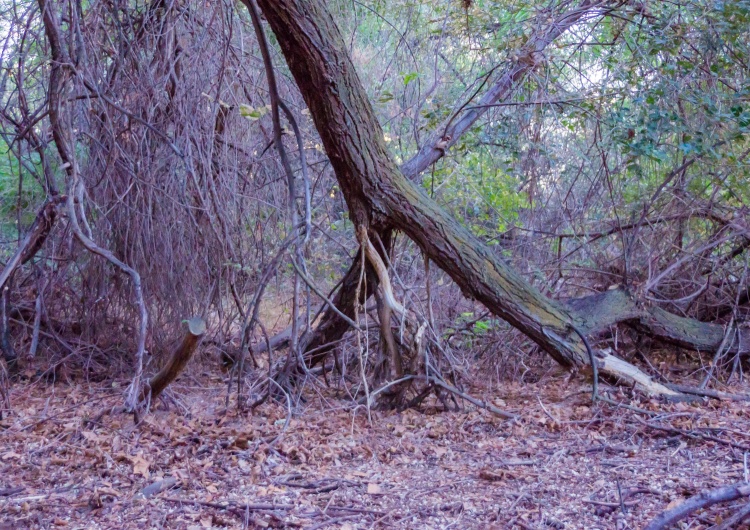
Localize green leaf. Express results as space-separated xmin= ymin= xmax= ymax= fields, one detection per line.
xmin=239 ymin=104 xmax=270 ymax=120
xmin=402 ymin=72 xmax=419 ymax=86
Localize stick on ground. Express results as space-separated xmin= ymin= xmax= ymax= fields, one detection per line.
xmin=644 ymin=482 xmax=750 ymax=530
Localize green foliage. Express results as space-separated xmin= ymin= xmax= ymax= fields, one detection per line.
xmin=427 ymin=149 xmax=524 ymax=238
xmin=333 ymin=0 xmax=750 ymax=275
xmin=0 ymin=139 xmax=46 ymax=245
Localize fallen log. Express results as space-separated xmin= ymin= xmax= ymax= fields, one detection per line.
xmin=568 ymin=287 xmax=750 ymax=355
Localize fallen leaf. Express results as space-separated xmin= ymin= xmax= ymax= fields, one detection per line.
xmin=81 ymin=431 xmax=101 ymax=443
xmin=479 ymin=469 xmax=513 ymax=482
xmin=132 ymin=455 xmax=150 ymax=479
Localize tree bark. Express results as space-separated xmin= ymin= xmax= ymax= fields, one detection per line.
xmin=0 ymin=197 xmax=64 ymax=372
xmin=0 ymin=197 xmax=63 ymax=293
xmin=248 ymin=0 xmax=688 ymax=397
xmin=247 ymin=0 xmax=750 ymax=397
xmin=294 ymin=0 xmax=603 ymax=366
xmin=644 ymin=482 xmax=750 ymax=530
xmin=142 ymin=317 xmax=206 ymax=403
xmin=569 ymin=288 xmax=749 ymax=355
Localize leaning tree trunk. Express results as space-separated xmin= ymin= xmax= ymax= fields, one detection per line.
xmin=251 ymin=0 xmax=681 ymax=397
xmin=296 ymin=0 xmax=603 ymax=367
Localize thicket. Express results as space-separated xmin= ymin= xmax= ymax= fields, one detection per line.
xmin=1 ymin=0 xmax=748 ymax=413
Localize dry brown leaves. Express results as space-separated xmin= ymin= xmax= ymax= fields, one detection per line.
xmin=0 ymin=372 xmax=749 ymax=529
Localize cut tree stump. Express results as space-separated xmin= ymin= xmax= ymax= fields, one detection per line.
xmin=142 ymin=317 xmax=206 ymax=403
xmin=88 ymin=317 xmax=206 ymax=424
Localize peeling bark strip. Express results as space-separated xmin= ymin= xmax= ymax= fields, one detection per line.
xmin=250 ymin=0 xmax=678 ymax=397
xmin=251 ymin=0 xmax=588 ymax=363
xmin=299 ymin=232 xmax=392 ymax=368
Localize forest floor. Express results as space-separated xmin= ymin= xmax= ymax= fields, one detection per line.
xmin=1 ymin=361 xmax=749 ymax=530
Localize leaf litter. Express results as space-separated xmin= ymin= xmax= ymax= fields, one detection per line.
xmin=1 ymin=370 xmax=749 ymax=529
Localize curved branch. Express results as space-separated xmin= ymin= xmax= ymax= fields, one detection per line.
xmin=38 ymin=0 xmax=149 ymax=412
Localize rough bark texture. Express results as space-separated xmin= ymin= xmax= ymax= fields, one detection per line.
xmin=295 ymin=1 xmax=601 ymax=366
xmin=253 ymin=0 xmax=592 ymax=367
xmin=644 ymin=482 xmax=750 ymax=530
xmin=249 ymin=0 xmax=739 ymax=397
xmin=249 ymin=0 xmax=680 ymax=398
xmin=569 ymin=288 xmax=749 ymax=354
xmin=0 ymin=198 xmax=62 ymax=293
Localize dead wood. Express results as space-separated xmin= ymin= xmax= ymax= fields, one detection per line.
xmin=0 ymin=197 xmax=64 ymax=374
xmin=568 ymin=287 xmax=750 ymax=355
xmin=711 ymin=502 xmax=750 ymax=529
xmin=86 ymin=318 xmax=205 ymax=425
xmin=251 ymin=0 xmax=681 ymax=400
xmin=644 ymin=482 xmax=750 ymax=530
xmin=664 ymin=383 xmax=750 ymax=402
xmin=1 ymin=288 xmax=16 ymax=375
xmin=247 ymin=0 xmax=747 ymax=400
xmin=142 ymin=317 xmax=206 ymax=403
xmin=634 ymin=416 xmax=750 ymax=452
xmin=294 ymin=0 xmax=605 ymax=371
xmin=161 ymin=496 xmax=294 ymax=514
xmin=0 ymin=486 xmax=25 ymax=497
xmin=0 ymin=359 xmax=8 ymax=420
